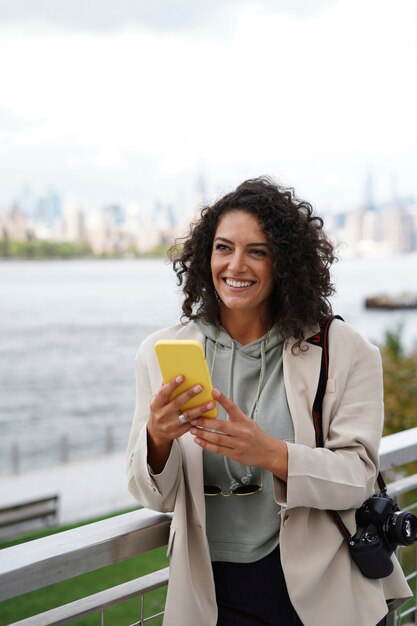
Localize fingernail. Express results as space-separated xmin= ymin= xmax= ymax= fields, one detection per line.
xmin=207 ymin=402 xmax=215 ymax=409
xmin=194 ymin=385 xmax=202 ymax=393
xmin=176 ymin=375 xmax=184 ymax=383
xmin=190 ymin=427 xmax=197 ymax=435
xmin=213 ymin=388 xmax=221 ymax=398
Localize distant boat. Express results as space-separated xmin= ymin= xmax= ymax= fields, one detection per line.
xmin=364 ymin=292 xmax=417 ymax=310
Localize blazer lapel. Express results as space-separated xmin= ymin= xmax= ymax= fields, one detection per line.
xmin=145 ymin=322 xmax=207 ymax=528
xmin=180 ymin=432 xmax=206 ymax=526
xmin=180 ymin=324 xmax=206 ymax=528
xmin=175 ymin=323 xmax=207 ymax=527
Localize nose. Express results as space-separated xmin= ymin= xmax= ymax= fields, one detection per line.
xmin=228 ymin=250 xmax=247 ymax=273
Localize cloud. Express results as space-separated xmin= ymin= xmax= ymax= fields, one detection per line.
xmin=0 ymin=0 xmax=337 ymax=34
xmin=0 ymin=108 xmax=33 ymax=133
xmin=0 ymin=0 xmax=416 ymax=213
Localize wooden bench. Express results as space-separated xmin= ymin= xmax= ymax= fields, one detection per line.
xmin=0 ymin=495 xmax=60 ymax=537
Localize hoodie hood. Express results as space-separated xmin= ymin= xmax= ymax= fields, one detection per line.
xmin=195 ymin=319 xmax=281 ymax=358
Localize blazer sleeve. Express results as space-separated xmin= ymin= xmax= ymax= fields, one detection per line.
xmin=274 ymin=326 xmax=384 ymax=512
xmin=126 ymin=338 xmax=182 ymax=513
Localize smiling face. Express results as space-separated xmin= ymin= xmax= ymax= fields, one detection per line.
xmin=210 ymin=210 xmax=275 ymax=327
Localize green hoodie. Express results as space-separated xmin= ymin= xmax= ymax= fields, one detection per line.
xmin=195 ymin=319 xmax=295 ymax=564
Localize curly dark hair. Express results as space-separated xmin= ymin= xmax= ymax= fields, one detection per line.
xmin=170 ymin=176 xmax=337 ymax=347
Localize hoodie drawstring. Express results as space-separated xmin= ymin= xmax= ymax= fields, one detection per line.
xmin=210 ymin=329 xmax=270 ymax=493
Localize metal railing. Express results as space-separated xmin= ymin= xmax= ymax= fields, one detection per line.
xmin=1 ymin=428 xmax=417 ymax=625
xmin=3 ymin=426 xmax=126 ymax=476
xmin=0 ymin=508 xmax=171 ymax=625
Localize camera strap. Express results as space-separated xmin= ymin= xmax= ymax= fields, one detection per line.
xmin=307 ymin=315 xmax=387 ymax=541
xmin=308 ymin=315 xmax=344 ymax=448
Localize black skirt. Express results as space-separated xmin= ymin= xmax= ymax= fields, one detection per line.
xmin=212 ymin=544 xmax=387 ymax=626
xmin=212 ymin=544 xmax=302 ymax=626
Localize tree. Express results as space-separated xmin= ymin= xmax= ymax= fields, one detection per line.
xmin=379 ymin=324 xmax=417 ymax=436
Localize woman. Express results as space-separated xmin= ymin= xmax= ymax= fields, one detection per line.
xmin=127 ymin=177 xmax=411 ymax=626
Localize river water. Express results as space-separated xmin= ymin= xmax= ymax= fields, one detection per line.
xmin=1 ymin=256 xmax=416 ymax=475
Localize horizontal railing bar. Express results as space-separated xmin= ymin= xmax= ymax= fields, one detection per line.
xmin=141 ymin=610 xmax=165 ymax=625
xmin=0 ymin=509 xmax=171 ymax=602
xmin=8 ymin=568 xmax=169 ymax=626
xmin=386 ymin=473 xmax=417 ymax=498
xmin=130 ymin=611 xmax=165 ymax=626
xmin=380 ymin=427 xmax=417 ymax=471
xmin=399 ymin=606 xmax=415 ymax=617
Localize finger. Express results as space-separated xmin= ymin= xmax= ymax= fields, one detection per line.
xmin=212 ymin=388 xmax=246 ymax=421
xmin=190 ymin=426 xmax=235 ymax=451
xmin=154 ymin=375 xmax=185 ymax=407
xmin=182 ymin=401 xmax=217 ymax=422
xmin=171 ymin=384 xmax=204 ymax=413
xmin=191 ymin=417 xmax=228 ymax=432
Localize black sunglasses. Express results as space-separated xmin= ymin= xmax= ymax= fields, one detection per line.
xmin=204 ymin=483 xmax=262 ymax=496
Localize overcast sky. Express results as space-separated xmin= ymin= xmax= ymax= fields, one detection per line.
xmin=0 ymin=0 xmax=416 ymax=217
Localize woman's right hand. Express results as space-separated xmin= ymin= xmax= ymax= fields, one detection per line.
xmin=146 ymin=375 xmax=216 ymax=474
xmin=147 ymin=375 xmax=216 ymax=447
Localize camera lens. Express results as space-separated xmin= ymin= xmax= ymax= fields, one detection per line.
xmin=384 ymin=511 xmax=417 ymax=546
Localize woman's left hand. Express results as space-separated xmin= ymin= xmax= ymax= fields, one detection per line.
xmin=190 ymin=388 xmax=288 ymax=481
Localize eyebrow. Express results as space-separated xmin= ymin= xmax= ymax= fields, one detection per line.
xmin=214 ymin=236 xmax=269 ymax=247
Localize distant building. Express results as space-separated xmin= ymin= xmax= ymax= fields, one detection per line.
xmin=135 ymin=217 xmax=167 ymax=253
xmin=102 ymin=203 xmax=125 ymax=226
xmin=330 ymin=169 xmax=417 ymax=256
xmin=17 ymin=185 xmax=36 ymax=220
xmin=63 ymin=201 xmax=86 ymax=243
xmin=382 ymin=204 xmax=414 ymax=254
xmin=0 ymin=205 xmax=34 ymax=241
xmin=363 ymin=169 xmax=376 ymax=213
xmin=86 ymin=210 xmax=131 ymax=255
xmin=342 ymin=208 xmax=364 ymax=256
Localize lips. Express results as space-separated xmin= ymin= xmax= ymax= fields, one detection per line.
xmin=224 ymin=278 xmax=255 ymax=288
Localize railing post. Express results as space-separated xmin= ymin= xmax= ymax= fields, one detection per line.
xmin=105 ymin=426 xmax=114 ymax=454
xmin=11 ymin=442 xmax=20 ymax=475
xmin=60 ymin=434 xmax=69 ymax=464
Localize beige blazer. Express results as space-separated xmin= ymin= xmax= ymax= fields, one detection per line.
xmin=127 ymin=319 xmax=411 ymax=626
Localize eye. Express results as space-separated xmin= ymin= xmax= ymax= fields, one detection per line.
xmin=214 ymin=243 xmax=230 ymax=252
xmin=249 ymin=248 xmax=268 ymax=256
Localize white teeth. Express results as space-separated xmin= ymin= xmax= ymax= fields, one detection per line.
xmin=225 ymin=279 xmax=253 ymax=288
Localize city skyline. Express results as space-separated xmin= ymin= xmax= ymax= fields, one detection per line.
xmin=2 ymin=170 xmax=416 ymax=258
xmin=1 ymin=164 xmax=416 ymax=221
xmin=0 ymin=0 xmax=416 ymax=215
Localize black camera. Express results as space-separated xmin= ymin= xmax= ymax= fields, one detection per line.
xmin=348 ymin=491 xmax=417 ymax=579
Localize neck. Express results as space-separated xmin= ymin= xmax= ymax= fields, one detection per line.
xmin=219 ymin=310 xmax=271 ymax=345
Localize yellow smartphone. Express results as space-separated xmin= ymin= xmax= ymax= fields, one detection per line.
xmin=154 ymin=339 xmax=218 ymax=418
